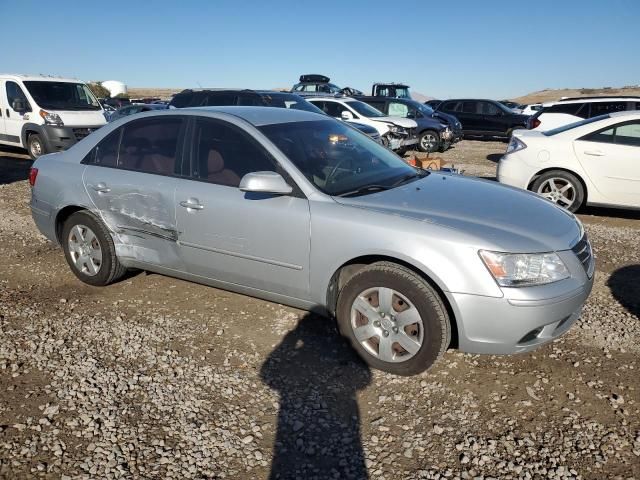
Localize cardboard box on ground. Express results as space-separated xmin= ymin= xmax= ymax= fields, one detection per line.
xmin=405 ymin=153 xmax=448 ymax=171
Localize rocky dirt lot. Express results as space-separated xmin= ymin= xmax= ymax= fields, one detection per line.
xmin=0 ymin=142 xmax=639 ymax=480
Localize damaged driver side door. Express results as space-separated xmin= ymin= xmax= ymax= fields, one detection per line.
xmin=81 ymin=116 xmax=188 ymax=269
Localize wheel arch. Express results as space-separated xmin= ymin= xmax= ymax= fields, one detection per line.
xmin=527 ymin=167 xmax=589 ymax=204
xmin=55 ymin=205 xmax=89 ymax=244
xmin=21 ymin=123 xmax=45 ymax=147
xmin=326 ymin=254 xmax=459 ymax=348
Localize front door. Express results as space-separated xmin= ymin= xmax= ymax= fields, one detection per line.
xmin=175 ymin=117 xmax=311 ymax=300
xmin=82 ymin=116 xmax=187 ymax=269
xmin=2 ymin=81 xmax=32 ymax=147
xmin=479 ymin=101 xmax=506 ymax=135
xmin=574 ymin=120 xmax=640 ymax=207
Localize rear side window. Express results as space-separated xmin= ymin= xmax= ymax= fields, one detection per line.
xmin=118 ymin=118 xmax=184 ymax=175
xmin=589 ymin=102 xmax=628 ymax=117
xmin=191 ymin=118 xmax=276 ymax=187
xmin=583 ymin=121 xmax=640 ymax=147
xmin=95 ymin=130 xmax=121 ymax=166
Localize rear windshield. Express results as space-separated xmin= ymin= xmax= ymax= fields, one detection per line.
xmin=543 ymin=114 xmax=610 ymax=136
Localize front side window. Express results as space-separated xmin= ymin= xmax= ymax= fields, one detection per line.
xmin=23 ymin=81 xmax=100 ymax=111
xmin=259 ymin=119 xmax=422 ymax=196
xmin=192 ymin=118 xmax=276 ymax=187
xmin=118 ymin=118 xmax=184 ymax=175
xmin=441 ymin=101 xmax=459 ymax=112
xmin=480 ymin=102 xmax=500 ymax=115
xmin=462 ymin=101 xmax=477 ymax=114
xmin=6 ymin=81 xmax=32 ymax=112
xmin=321 ymin=101 xmax=350 ymax=118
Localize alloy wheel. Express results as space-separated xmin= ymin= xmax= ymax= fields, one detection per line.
xmin=420 ymin=133 xmax=437 ymax=151
xmin=536 ymin=177 xmax=576 ymax=209
xmin=68 ymin=224 xmax=103 ymax=276
xmin=350 ymin=287 xmax=424 ymax=363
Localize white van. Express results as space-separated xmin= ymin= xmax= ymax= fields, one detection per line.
xmin=0 ymin=74 xmax=107 ymax=159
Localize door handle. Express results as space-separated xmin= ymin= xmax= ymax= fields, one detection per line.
xmin=92 ymin=182 xmax=111 ymax=193
xmin=179 ymin=199 xmax=204 ymax=210
xmin=583 ymin=150 xmax=604 ymax=156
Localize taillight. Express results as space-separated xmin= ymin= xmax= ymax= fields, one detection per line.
xmin=28 ymin=167 xmax=38 ymax=187
xmin=530 ymin=118 xmax=541 ymax=129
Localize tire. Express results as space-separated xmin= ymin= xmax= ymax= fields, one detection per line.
xmin=418 ymin=130 xmax=440 ymax=153
xmin=336 ymin=262 xmax=451 ymax=376
xmin=531 ymin=170 xmax=585 ymax=213
xmin=61 ymin=211 xmax=127 ymax=286
xmin=27 ymin=133 xmax=46 ymax=160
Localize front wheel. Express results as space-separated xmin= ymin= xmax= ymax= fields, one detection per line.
xmin=27 ymin=133 xmax=46 ymax=160
xmin=336 ymin=262 xmax=451 ymax=376
xmin=531 ymin=170 xmax=585 ymax=212
xmin=61 ymin=211 xmax=127 ymax=286
xmin=418 ymin=130 xmax=440 ymax=153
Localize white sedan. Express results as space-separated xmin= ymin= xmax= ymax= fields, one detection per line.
xmin=498 ymin=111 xmax=640 ymax=212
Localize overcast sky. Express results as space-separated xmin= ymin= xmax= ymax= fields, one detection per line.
xmin=3 ymin=0 xmax=639 ymax=99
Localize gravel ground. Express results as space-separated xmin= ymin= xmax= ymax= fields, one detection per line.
xmin=1 ymin=142 xmax=639 ymax=479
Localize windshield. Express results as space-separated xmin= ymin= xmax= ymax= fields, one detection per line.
xmin=23 ymin=81 xmax=101 ymax=111
xmin=259 ymin=120 xmax=422 ymax=196
xmin=413 ymin=103 xmax=434 ymax=116
xmin=348 ymin=101 xmax=386 ymax=118
xmin=262 ymin=93 xmax=325 ymax=114
xmin=543 ymin=114 xmax=610 ymax=136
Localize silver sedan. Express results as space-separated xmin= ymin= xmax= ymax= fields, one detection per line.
xmin=29 ymin=107 xmax=594 ymax=375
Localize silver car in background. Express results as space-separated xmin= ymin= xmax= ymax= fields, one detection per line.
xmin=29 ymin=107 xmax=594 ymax=375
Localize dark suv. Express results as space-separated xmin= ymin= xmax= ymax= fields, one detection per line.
xmin=169 ymin=89 xmax=381 ymax=142
xmin=435 ymin=99 xmax=529 ymax=139
xmin=358 ymin=96 xmax=462 ymax=152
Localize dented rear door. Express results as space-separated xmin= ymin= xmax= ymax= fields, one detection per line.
xmin=81 ymin=116 xmax=187 ymax=269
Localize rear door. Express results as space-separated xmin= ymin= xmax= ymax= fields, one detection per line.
xmin=82 ymin=116 xmax=188 ymax=269
xmin=574 ymin=120 xmax=640 ymax=206
xmin=175 ymin=116 xmax=311 ymax=300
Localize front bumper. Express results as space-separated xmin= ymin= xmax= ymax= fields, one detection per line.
xmin=447 ymin=250 xmax=595 ymax=355
xmin=41 ymin=125 xmax=102 ymax=152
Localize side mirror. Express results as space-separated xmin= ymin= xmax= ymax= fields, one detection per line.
xmin=239 ymin=171 xmax=293 ymax=195
xmin=341 ymin=110 xmax=354 ymax=121
xmin=12 ymin=98 xmax=28 ymax=113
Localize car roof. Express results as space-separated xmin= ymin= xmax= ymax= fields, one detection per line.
xmin=186 ymin=106 xmax=325 ymax=126
xmin=0 ymin=73 xmax=84 ymax=83
xmin=543 ymin=96 xmax=640 ymax=106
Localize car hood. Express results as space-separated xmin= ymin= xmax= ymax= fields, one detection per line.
xmin=375 ymin=116 xmax=418 ymax=129
xmin=432 ymin=111 xmax=461 ymax=128
xmin=334 ymin=174 xmax=581 ymax=252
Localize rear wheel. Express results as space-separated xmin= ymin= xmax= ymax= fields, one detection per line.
xmin=418 ymin=130 xmax=440 ymax=153
xmin=61 ymin=211 xmax=127 ymax=286
xmin=27 ymin=133 xmax=46 ymax=160
xmin=531 ymin=170 xmax=585 ymax=212
xmin=336 ymin=262 xmax=451 ymax=376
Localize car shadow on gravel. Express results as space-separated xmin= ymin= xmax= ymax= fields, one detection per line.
xmin=607 ymin=264 xmax=640 ymax=318
xmin=485 ymin=153 xmax=503 ymax=163
xmin=0 ymin=152 xmax=32 ymax=185
xmin=260 ymin=313 xmax=371 ymax=479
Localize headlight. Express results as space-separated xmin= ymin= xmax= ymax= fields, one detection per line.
xmin=506 ymin=136 xmax=526 ymax=154
xmin=388 ymin=125 xmax=399 ymax=133
xmin=39 ymin=110 xmax=64 ymax=126
xmin=479 ymin=250 xmax=569 ymax=287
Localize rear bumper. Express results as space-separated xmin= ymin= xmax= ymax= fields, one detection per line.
xmin=447 ymin=274 xmax=594 ymax=354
